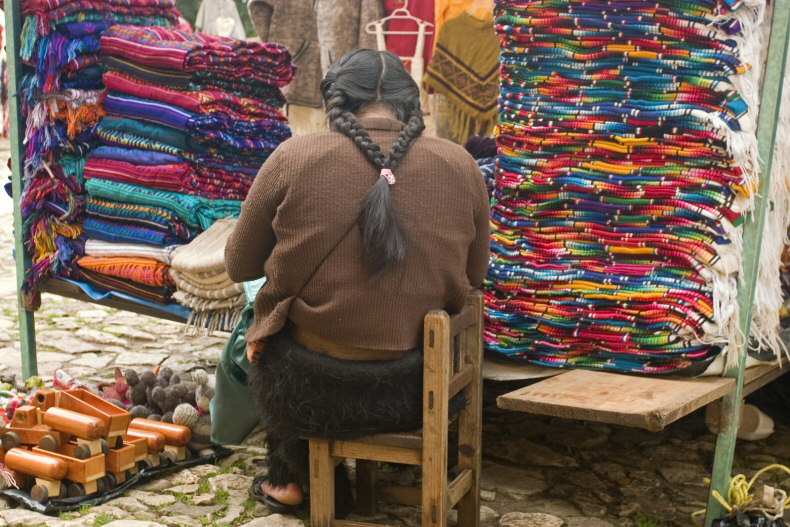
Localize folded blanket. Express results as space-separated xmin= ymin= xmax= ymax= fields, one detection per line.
xmin=104 ymin=93 xmax=290 ymax=156
xmin=103 ymin=70 xmax=287 ymax=120
xmin=77 ymin=256 xmax=175 ymax=287
xmin=170 ymin=218 xmax=244 ymax=332
xmin=100 ymin=25 xmax=295 ymax=87
xmin=84 ymin=217 xmax=182 ymax=246
xmin=84 ymin=238 xmax=179 ymax=264
xmin=89 ymin=146 xmax=182 ymax=165
xmin=84 ymin=158 xmax=254 ymax=201
xmin=170 ymin=217 xmax=235 ymax=274
xmin=85 ymin=178 xmax=241 ymax=230
xmin=84 ymin=158 xmax=190 ymax=192
xmin=22 ymin=0 xmax=178 ymax=27
xmin=97 ymin=115 xmax=202 ymax=152
xmin=86 ymin=196 xmax=194 ymax=240
xmin=169 ymin=269 xmax=243 ymax=299
xmin=73 ymin=266 xmax=174 ymax=304
xmin=101 ymin=54 xmax=288 ymax=103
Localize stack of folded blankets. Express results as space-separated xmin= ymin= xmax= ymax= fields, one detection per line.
xmin=486 ymin=0 xmax=774 ymax=373
xmin=169 ymin=218 xmax=245 ymax=332
xmin=75 ymin=26 xmax=293 ymax=314
xmin=13 ymin=0 xmax=179 ymax=298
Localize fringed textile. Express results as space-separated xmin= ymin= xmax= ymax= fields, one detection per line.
xmin=170 ymin=218 xmax=244 ymax=333
xmin=77 ymin=255 xmax=175 ymax=287
xmin=486 ymin=0 xmax=764 ymax=373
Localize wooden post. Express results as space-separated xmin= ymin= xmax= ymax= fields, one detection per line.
xmin=5 ymin=0 xmax=38 ymax=379
xmin=422 ymin=311 xmax=451 ymax=527
xmin=705 ymin=3 xmax=790 ymax=525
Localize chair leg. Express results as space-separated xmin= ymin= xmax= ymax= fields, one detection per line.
xmin=456 ymin=388 xmax=482 ymax=527
xmin=309 ymin=439 xmax=335 ymax=527
xmin=355 ymin=459 xmax=378 ymax=515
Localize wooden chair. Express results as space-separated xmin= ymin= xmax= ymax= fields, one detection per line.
xmin=308 ymin=290 xmax=484 ymax=527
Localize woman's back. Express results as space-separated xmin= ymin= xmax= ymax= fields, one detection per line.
xmin=225 ymin=115 xmax=489 ymax=351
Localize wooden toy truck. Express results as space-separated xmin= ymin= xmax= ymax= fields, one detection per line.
xmin=123 ymin=432 xmax=162 ymax=469
xmin=31 ymin=446 xmax=105 ymax=498
xmin=129 ymin=418 xmax=191 ymax=463
xmin=1 ymin=405 xmax=101 ymax=456
xmin=34 ymin=389 xmax=130 ymax=449
xmin=4 ymin=447 xmax=68 ymax=503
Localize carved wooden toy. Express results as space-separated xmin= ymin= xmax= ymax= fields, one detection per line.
xmin=1 ymin=406 xmax=69 ymax=452
xmin=43 ymin=407 xmax=106 ymax=458
xmin=125 ymin=428 xmax=166 ymax=467
xmin=31 ymin=446 xmax=105 ymax=498
xmin=129 ymin=418 xmax=191 ymax=462
xmin=4 ymin=447 xmax=68 ymax=503
xmin=52 ymin=389 xmax=131 ymax=448
xmin=122 ymin=435 xmax=151 ymax=472
xmin=104 ymin=442 xmax=136 ymax=485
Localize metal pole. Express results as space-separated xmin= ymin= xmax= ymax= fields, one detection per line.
xmin=4 ymin=0 xmax=38 ymax=378
xmin=705 ymin=2 xmax=790 ymax=524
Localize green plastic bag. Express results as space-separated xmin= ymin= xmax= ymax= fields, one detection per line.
xmin=210 ymin=278 xmax=265 ymax=445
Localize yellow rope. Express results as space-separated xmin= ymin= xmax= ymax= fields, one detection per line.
xmin=692 ymin=465 xmax=790 ymax=525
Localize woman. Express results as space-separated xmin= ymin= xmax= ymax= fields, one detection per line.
xmin=225 ymin=49 xmax=490 ymax=516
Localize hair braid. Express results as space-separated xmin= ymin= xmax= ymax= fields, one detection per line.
xmin=384 ymin=108 xmax=425 ymax=170
xmin=327 ymin=94 xmax=385 ymax=168
xmin=320 ymin=49 xmax=425 ymax=279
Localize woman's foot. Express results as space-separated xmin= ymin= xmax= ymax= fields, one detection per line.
xmin=258 ymin=480 xmax=303 ymax=506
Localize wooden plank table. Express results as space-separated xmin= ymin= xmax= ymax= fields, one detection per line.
xmin=497 ymin=363 xmax=789 ymax=432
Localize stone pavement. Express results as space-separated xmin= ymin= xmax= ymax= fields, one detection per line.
xmin=1 ymin=135 xmax=790 ymax=526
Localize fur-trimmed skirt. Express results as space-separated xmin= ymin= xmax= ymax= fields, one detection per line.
xmin=248 ymin=330 xmax=425 ymax=492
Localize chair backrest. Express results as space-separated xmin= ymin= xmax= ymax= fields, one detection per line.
xmin=422 ymin=289 xmax=484 ymax=415
xmin=420 ymin=290 xmax=484 ymax=525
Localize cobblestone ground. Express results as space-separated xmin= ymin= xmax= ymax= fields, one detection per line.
xmin=1 ymin=138 xmax=789 ymax=527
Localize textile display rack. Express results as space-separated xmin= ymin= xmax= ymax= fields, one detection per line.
xmin=4 ymin=0 xmax=789 ymax=526
xmin=492 ymin=0 xmax=790 ymax=525
xmin=6 ymin=0 xmax=294 ymax=378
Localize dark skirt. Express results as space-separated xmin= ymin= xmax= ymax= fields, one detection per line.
xmin=248 ymin=330 xmax=425 ymax=494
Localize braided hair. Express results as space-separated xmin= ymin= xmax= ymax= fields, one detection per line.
xmin=320 ymin=49 xmax=425 ymax=279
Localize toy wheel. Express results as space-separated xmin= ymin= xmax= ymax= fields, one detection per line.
xmin=113 ymin=436 xmax=124 ymax=449
xmin=105 ymin=472 xmax=117 ymax=488
xmin=100 ymin=438 xmax=109 ymax=454
xmin=12 ymin=473 xmax=29 ymax=490
xmin=1 ymin=431 xmax=20 ymax=451
xmin=38 ymin=434 xmax=59 ymax=451
xmin=137 ymin=459 xmax=152 ymax=471
xmin=159 ymin=451 xmax=175 ymax=466
xmin=73 ymin=444 xmax=91 ymax=460
xmin=60 ymin=481 xmax=67 ymax=498
xmin=67 ymin=482 xmax=86 ymax=498
xmin=97 ymin=473 xmax=114 ymax=494
xmin=30 ymin=484 xmax=48 ymax=503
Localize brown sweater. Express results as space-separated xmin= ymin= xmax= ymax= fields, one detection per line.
xmin=225 ymin=116 xmax=491 ymax=353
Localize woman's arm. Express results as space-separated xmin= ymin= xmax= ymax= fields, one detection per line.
xmin=225 ymin=147 xmax=287 ymax=283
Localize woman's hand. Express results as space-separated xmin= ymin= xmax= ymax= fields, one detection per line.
xmin=247 ymin=340 xmax=266 ymax=363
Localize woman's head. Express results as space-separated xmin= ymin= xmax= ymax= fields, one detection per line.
xmin=320 ymin=49 xmax=420 ymax=123
xmin=320 ymin=50 xmax=426 ymax=279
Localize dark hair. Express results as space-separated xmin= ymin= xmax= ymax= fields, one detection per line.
xmin=320 ymin=49 xmax=425 ymax=279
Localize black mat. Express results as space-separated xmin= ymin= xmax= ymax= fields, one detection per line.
xmin=0 ymin=446 xmax=233 ymax=514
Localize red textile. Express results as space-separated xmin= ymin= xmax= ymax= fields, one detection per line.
xmin=102 ymin=70 xmax=286 ymax=121
xmin=382 ymin=0 xmax=434 ymax=73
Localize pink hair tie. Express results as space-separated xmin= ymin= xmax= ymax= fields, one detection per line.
xmin=380 ymin=168 xmax=395 ymax=185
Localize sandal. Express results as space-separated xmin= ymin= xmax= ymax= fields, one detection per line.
xmin=249 ymin=476 xmax=303 ymax=515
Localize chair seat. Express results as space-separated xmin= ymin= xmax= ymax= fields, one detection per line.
xmin=308 ymin=291 xmax=484 ymax=527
